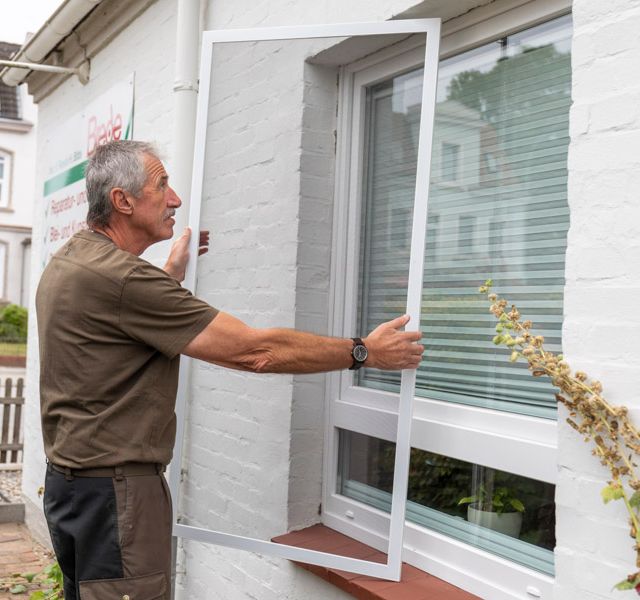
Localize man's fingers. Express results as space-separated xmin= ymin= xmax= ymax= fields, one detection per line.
xmin=384 ymin=314 xmax=410 ymax=330
xmin=198 ymin=230 xmax=210 ymax=257
xmin=397 ymin=330 xmax=422 ymax=342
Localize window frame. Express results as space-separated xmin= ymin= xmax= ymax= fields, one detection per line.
xmin=0 ymin=241 xmax=7 ymax=300
xmin=0 ymin=149 xmax=12 ymax=210
xmin=173 ymin=18 xmax=442 ymax=582
xmin=323 ymin=2 xmax=571 ymax=599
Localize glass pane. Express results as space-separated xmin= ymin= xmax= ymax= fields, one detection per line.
xmin=338 ymin=429 xmax=555 ymax=575
xmin=357 ymin=15 xmax=572 ymax=418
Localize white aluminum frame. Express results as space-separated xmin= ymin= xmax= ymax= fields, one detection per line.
xmin=322 ymin=2 xmax=571 ymax=597
xmin=169 ymin=19 xmax=441 ymax=581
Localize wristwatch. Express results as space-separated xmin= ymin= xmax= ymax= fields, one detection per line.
xmin=349 ymin=337 xmax=368 ymax=370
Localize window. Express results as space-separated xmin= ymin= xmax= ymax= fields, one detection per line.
xmin=326 ymin=7 xmax=571 ymax=599
xmin=0 ymin=151 xmax=11 ymax=209
xmin=0 ymin=242 xmax=6 ymax=299
xmin=441 ymin=142 xmax=460 ymax=182
xmin=0 ymin=83 xmax=20 ymax=120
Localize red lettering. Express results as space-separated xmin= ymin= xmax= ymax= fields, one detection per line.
xmin=87 ymin=116 xmax=97 ymax=157
xmin=113 ymin=111 xmax=122 ymax=141
xmin=86 ymin=105 xmax=126 ymax=156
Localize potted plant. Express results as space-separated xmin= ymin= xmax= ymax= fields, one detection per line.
xmin=458 ymin=484 xmax=525 ymax=538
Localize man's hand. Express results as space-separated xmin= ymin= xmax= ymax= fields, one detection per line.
xmin=364 ymin=315 xmax=423 ymax=370
xmin=164 ymin=227 xmax=210 ymax=282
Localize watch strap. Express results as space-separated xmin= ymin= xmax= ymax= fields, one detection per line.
xmin=349 ymin=337 xmax=367 ymax=371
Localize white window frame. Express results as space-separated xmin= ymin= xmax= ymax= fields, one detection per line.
xmin=172 ymin=19 xmax=441 ymax=582
xmin=0 ymin=149 xmax=11 ymax=209
xmin=0 ymin=241 xmax=7 ymax=300
xmin=323 ymin=2 xmax=571 ymax=599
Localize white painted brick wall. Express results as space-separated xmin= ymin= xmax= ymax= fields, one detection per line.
xmin=29 ymin=0 xmax=640 ymax=599
xmin=559 ymin=1 xmax=640 ymax=598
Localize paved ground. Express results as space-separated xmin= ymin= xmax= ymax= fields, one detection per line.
xmin=0 ymin=523 xmax=54 ymax=599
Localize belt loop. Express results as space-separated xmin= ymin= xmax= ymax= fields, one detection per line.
xmin=64 ymin=467 xmax=73 ymax=482
xmin=115 ymin=467 xmax=124 ymax=481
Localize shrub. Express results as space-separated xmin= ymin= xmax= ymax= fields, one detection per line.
xmin=0 ymin=304 xmax=28 ymax=342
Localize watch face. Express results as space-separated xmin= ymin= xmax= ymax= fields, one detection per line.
xmin=353 ymin=344 xmax=368 ymax=363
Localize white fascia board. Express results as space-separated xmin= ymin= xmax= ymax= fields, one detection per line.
xmin=0 ymin=0 xmax=103 ymax=86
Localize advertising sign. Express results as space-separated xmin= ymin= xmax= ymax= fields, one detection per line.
xmin=40 ymin=75 xmax=134 ymax=267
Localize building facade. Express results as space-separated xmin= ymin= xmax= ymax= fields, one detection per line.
xmin=5 ymin=0 xmax=640 ymax=599
xmin=0 ymin=41 xmax=34 ymax=308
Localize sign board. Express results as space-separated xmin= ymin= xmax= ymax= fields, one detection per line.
xmin=40 ymin=75 xmax=135 ymax=267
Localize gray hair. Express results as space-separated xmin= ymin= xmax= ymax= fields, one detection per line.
xmin=85 ymin=140 xmax=160 ymax=228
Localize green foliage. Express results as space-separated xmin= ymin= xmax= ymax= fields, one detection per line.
xmin=0 ymin=562 xmax=63 ymax=599
xmin=10 ymin=584 xmax=27 ymax=594
xmin=613 ymin=575 xmax=640 ymax=592
xmin=458 ymin=484 xmax=525 ymax=514
xmin=630 ymin=491 xmax=640 ymax=509
xmin=602 ymin=483 xmax=625 ymax=504
xmin=0 ymin=304 xmax=28 ymax=342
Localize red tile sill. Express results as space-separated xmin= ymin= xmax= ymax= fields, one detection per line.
xmin=273 ymin=525 xmax=480 ymax=600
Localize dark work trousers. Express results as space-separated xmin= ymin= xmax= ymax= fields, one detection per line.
xmin=43 ymin=463 xmax=172 ymax=600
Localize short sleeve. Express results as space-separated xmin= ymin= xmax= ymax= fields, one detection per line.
xmin=119 ymin=264 xmax=218 ymax=358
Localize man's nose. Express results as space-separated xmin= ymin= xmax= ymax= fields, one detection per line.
xmin=167 ymin=186 xmax=182 ymax=207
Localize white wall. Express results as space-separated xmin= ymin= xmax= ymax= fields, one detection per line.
xmin=558 ymin=0 xmax=640 ymax=598
xmin=24 ymin=0 xmax=640 ymax=599
xmin=0 ymin=85 xmax=37 ymax=227
xmin=0 ymin=84 xmax=36 ymax=305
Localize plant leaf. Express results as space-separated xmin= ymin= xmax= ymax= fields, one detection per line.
xmin=10 ymin=584 xmax=27 ymax=594
xmin=601 ymin=484 xmax=624 ymax=504
xmin=510 ymin=499 xmax=525 ymax=512
xmin=613 ymin=578 xmax=637 ymax=590
xmin=29 ymin=592 xmax=46 ymax=600
xmin=630 ymin=492 xmax=640 ymax=509
xmin=458 ymin=496 xmax=476 ymax=505
xmin=20 ymin=574 xmax=36 ymax=584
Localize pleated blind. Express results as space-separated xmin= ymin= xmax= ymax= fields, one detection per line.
xmin=357 ymin=15 xmax=572 ymax=418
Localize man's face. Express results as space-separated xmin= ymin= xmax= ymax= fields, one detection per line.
xmin=130 ymin=155 xmax=181 ymax=245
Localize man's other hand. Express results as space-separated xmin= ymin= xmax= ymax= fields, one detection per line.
xmin=364 ymin=315 xmax=424 ymax=370
xmin=164 ymin=227 xmax=210 ymax=282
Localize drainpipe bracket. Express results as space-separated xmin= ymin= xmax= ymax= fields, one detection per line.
xmin=173 ymin=79 xmax=198 ymax=93
xmin=77 ymin=60 xmax=90 ymax=85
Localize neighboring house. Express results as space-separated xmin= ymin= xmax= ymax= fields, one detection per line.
xmin=2 ymin=1 xmax=638 ymax=599
xmin=0 ymin=42 xmax=34 ymax=308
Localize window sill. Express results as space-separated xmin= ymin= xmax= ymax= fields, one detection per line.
xmin=273 ymin=525 xmax=480 ymax=600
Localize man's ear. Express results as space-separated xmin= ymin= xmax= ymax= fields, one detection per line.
xmin=110 ymin=188 xmax=134 ymax=216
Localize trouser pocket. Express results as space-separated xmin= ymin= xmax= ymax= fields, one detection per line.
xmin=79 ymin=571 xmax=167 ymax=600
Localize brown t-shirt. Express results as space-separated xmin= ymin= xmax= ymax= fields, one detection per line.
xmin=36 ymin=230 xmax=218 ymax=469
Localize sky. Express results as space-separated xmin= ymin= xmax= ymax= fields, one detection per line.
xmin=0 ymin=1 xmax=64 ymax=46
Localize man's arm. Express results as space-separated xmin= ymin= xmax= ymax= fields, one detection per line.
xmin=182 ymin=312 xmax=423 ymax=374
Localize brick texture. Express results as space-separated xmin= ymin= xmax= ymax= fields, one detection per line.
xmin=559 ymin=1 xmax=640 ymax=598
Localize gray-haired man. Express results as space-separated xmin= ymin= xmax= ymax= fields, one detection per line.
xmin=36 ymin=140 xmax=423 ymax=599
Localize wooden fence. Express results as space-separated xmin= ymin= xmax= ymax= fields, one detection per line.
xmin=0 ymin=378 xmax=23 ymax=465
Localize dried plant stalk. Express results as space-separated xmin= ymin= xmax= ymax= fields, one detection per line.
xmin=479 ymin=280 xmax=640 ymax=593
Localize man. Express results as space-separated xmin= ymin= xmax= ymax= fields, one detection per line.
xmin=36 ymin=140 xmax=423 ymax=600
